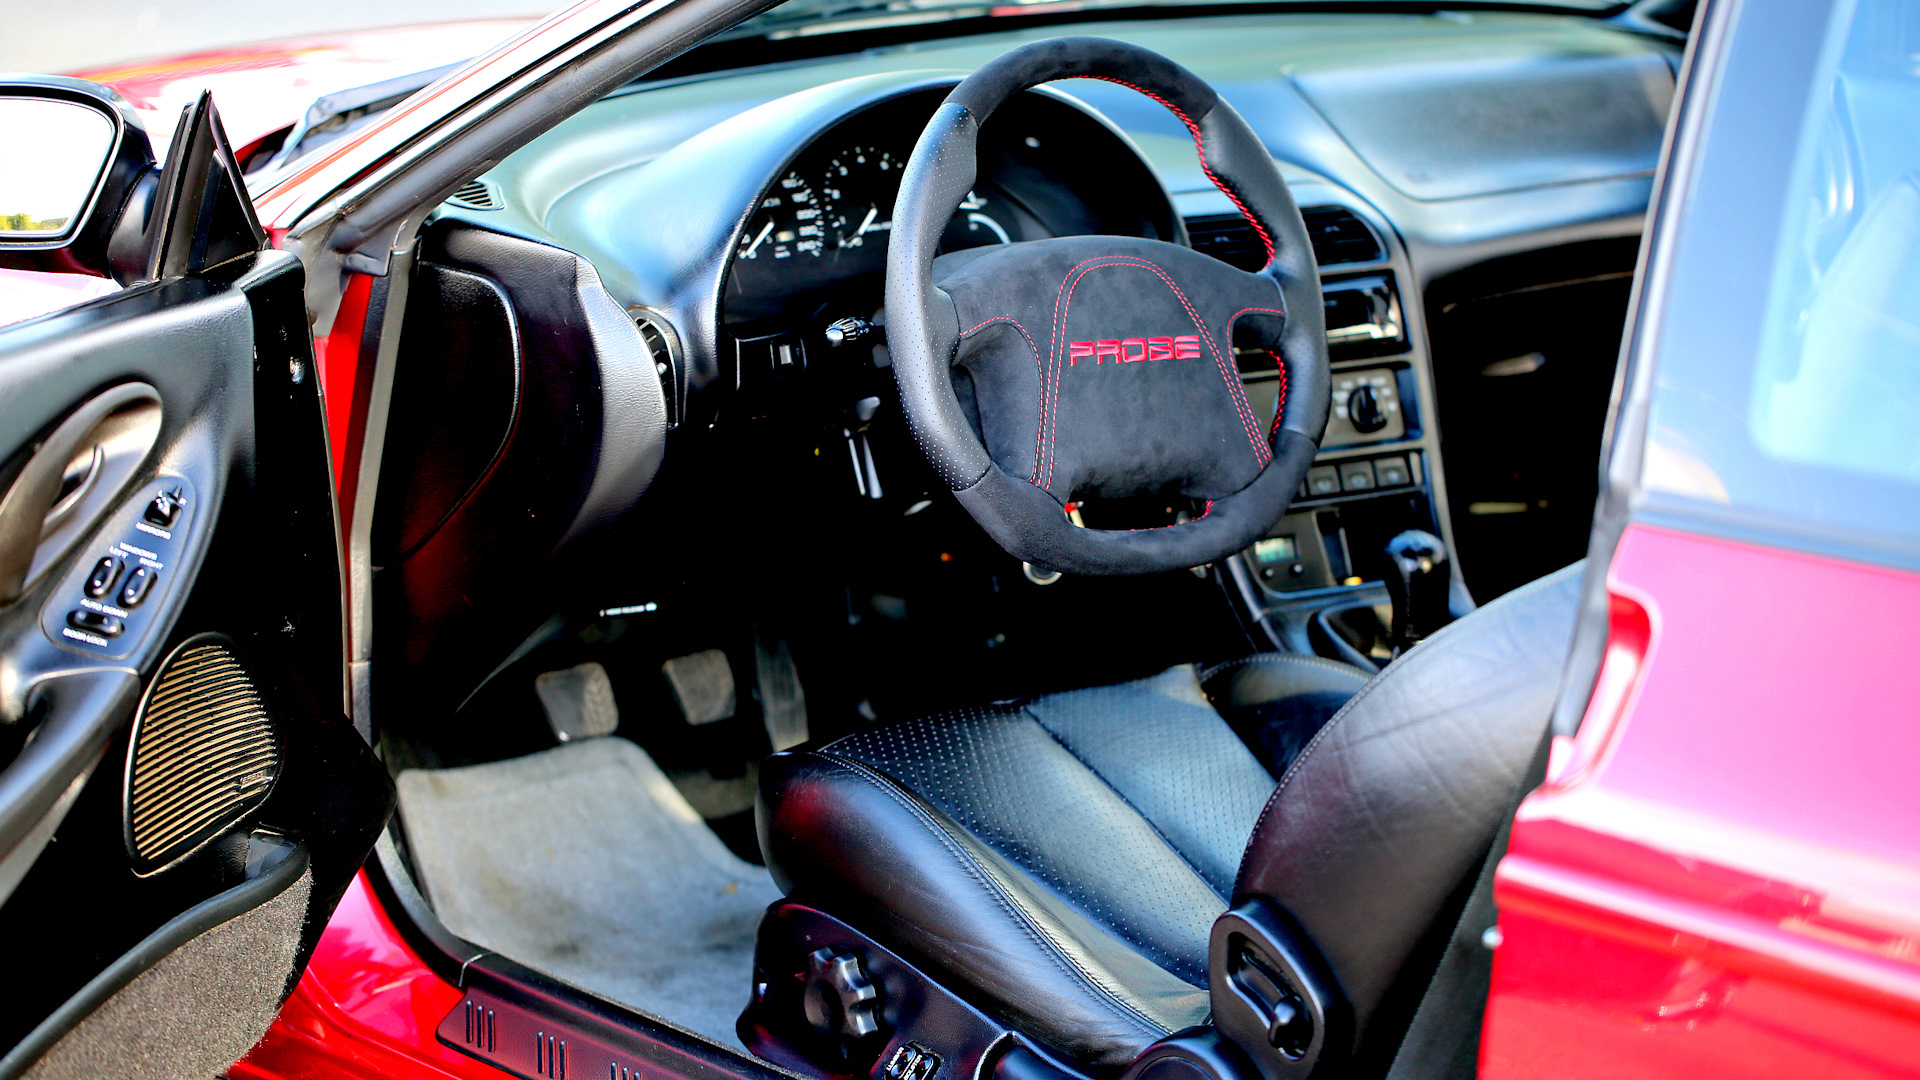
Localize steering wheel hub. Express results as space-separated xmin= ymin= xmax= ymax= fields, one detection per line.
xmin=886 ymin=38 xmax=1330 ymax=575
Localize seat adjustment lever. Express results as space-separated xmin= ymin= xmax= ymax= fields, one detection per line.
xmin=1229 ymin=949 xmax=1313 ymax=1056
xmin=1209 ymin=899 xmax=1348 ymax=1080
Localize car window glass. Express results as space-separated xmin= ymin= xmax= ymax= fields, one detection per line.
xmin=1749 ymin=0 xmax=1920 ymax=488
xmin=1643 ymin=0 xmax=1920 ymax=547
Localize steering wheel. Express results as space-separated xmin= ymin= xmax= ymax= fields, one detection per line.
xmin=886 ymin=38 xmax=1330 ymax=576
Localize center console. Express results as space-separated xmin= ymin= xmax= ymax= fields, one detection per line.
xmin=1183 ymin=191 xmax=1463 ymax=671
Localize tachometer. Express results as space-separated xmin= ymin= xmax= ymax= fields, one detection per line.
xmin=823 ymin=146 xmax=899 ymax=253
xmin=737 ymin=170 xmax=826 ymax=262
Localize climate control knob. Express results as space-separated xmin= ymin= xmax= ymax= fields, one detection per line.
xmin=1347 ymin=385 xmax=1387 ymax=433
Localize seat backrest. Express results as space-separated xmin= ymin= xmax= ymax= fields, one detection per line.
xmin=1229 ymin=561 xmax=1583 ymax=1060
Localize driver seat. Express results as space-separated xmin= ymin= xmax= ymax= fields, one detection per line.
xmin=747 ymin=562 xmax=1580 ymax=1079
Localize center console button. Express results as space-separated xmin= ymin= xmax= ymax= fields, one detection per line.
xmin=1306 ymin=465 xmax=1342 ymax=496
xmin=120 ymin=565 xmax=157 ymax=607
xmin=84 ymin=557 xmax=122 ymax=598
xmin=1375 ymin=456 xmax=1411 ymax=487
xmin=1339 ymin=460 xmax=1377 ymax=492
xmin=68 ymin=609 xmax=124 ymax=638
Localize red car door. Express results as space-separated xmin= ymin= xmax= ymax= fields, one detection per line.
xmin=0 ymin=80 xmax=391 ymax=1080
xmin=1480 ymin=0 xmax=1920 ymax=1073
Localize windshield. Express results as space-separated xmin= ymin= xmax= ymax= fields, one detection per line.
xmin=724 ymin=0 xmax=1620 ymax=40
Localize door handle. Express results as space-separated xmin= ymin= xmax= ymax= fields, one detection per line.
xmin=0 ymin=382 xmax=160 ymax=604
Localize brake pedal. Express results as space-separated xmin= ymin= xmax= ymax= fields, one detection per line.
xmin=662 ymin=649 xmax=737 ymax=725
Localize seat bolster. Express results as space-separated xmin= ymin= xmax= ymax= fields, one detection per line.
xmin=1232 ymin=561 xmax=1584 ymax=1048
xmin=1200 ymin=653 xmax=1375 ymax=776
xmin=1201 ymin=653 xmax=1374 ymax=707
xmin=760 ymin=749 xmax=1210 ymax=1074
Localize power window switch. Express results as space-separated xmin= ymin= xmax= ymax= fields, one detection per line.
xmin=68 ymin=609 xmax=124 ymax=638
xmin=84 ymin=556 xmax=123 ymax=598
xmin=120 ymin=566 xmax=157 ymax=608
xmin=1375 ymin=456 xmax=1411 ymax=487
xmin=1306 ymin=466 xmax=1341 ymax=496
xmin=1339 ymin=460 xmax=1376 ymax=492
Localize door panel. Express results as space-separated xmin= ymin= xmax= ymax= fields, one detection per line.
xmin=0 ymin=253 xmax=393 ymax=1078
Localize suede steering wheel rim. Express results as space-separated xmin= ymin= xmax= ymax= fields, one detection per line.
xmin=884 ymin=37 xmax=1330 ymax=577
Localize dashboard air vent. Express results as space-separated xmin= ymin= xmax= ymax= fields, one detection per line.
xmin=1301 ymin=205 xmax=1384 ymax=266
xmin=1186 ymin=213 xmax=1269 ymax=271
xmin=631 ymin=308 xmax=681 ymax=429
xmin=447 ymin=178 xmax=503 ymax=211
xmin=1186 ymin=205 xmax=1384 ymax=269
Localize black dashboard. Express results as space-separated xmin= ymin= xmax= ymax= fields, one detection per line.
xmin=722 ymin=87 xmax=1177 ymax=326
xmin=402 ymin=9 xmax=1678 ymax=684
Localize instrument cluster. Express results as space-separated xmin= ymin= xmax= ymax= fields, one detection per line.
xmin=728 ymin=134 xmax=1024 ymax=315
xmin=721 ymin=87 xmax=1180 ymax=328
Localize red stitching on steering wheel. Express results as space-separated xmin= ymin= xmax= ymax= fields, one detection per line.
xmin=1228 ymin=306 xmax=1289 ymax=441
xmin=1080 ymin=76 xmax=1276 ymax=268
xmin=1041 ymin=254 xmax=1127 ymax=483
xmin=1044 ymin=255 xmax=1271 ymax=488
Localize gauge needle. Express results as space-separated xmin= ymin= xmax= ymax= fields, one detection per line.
xmin=841 ymin=206 xmax=883 ymax=248
xmin=743 ymin=219 xmax=774 ymax=258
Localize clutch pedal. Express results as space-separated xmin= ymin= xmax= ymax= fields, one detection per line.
xmin=534 ymin=661 xmax=620 ymax=742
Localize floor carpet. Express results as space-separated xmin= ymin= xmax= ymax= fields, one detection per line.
xmin=395 ymin=738 xmax=781 ymax=1051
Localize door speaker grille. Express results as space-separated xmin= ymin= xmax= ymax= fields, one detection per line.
xmin=124 ymin=634 xmax=280 ymax=876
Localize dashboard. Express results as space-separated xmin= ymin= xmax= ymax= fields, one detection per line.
xmin=419 ymin=9 xmax=1678 ymax=636
xmin=721 ymin=87 xmax=1176 ymax=327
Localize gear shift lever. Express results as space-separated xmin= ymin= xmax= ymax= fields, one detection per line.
xmin=1383 ymin=529 xmax=1451 ymax=655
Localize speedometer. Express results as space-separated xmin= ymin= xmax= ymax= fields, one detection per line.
xmin=737 ymin=170 xmax=826 ymax=262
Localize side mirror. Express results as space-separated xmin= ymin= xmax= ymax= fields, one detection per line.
xmin=0 ymin=76 xmax=157 ymax=282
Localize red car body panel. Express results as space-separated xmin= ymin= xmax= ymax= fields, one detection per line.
xmin=315 ymin=271 xmax=379 ymax=509
xmin=0 ymin=19 xmax=529 ymax=330
xmin=68 ymin=20 xmax=532 ymax=159
xmin=1481 ymin=522 xmax=1920 ymax=1078
xmin=0 ymin=268 xmax=119 ymax=328
xmin=228 ymin=873 xmax=491 ymax=1080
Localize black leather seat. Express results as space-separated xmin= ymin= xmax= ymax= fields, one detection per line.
xmin=756 ymin=563 xmax=1581 ymax=1075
